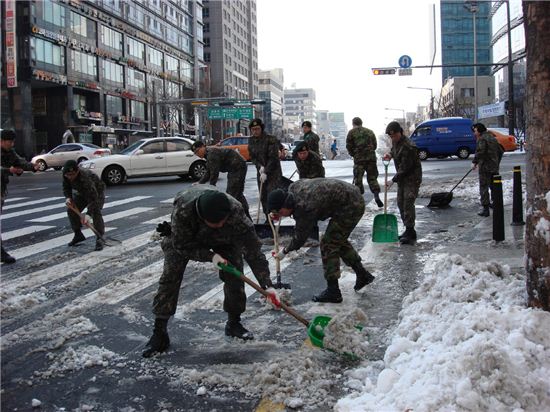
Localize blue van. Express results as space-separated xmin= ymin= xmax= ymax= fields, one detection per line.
xmin=410 ymin=117 xmax=476 ymax=160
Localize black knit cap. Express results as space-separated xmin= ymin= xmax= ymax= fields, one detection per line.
xmin=249 ymin=118 xmax=264 ymax=129
xmin=267 ymin=189 xmax=287 ymax=212
xmin=197 ymin=191 xmax=231 ymax=223
xmin=293 ymin=140 xmax=308 ymax=154
xmin=62 ymin=159 xmax=79 ymax=174
xmin=1 ymin=129 xmax=16 ymax=140
xmin=301 ymin=121 xmax=312 ymax=128
xmin=385 ymin=121 xmax=403 ymax=135
xmin=191 ymin=141 xmax=205 ymax=152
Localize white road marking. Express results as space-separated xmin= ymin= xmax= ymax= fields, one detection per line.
xmin=142 ymin=214 xmax=171 ymax=225
xmin=2 ymin=197 xmax=64 ymax=211
xmin=26 ymin=187 xmax=48 ymax=191
xmin=2 ymin=225 xmax=56 ymax=240
xmin=3 ymin=197 xmax=27 ymax=203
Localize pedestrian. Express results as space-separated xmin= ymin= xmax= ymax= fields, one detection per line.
xmin=192 ymin=141 xmax=251 ymax=219
xmin=142 ymin=187 xmax=274 ymax=357
xmin=1 ymin=129 xmax=39 ymax=264
xmin=471 ymin=122 xmax=504 ymax=217
xmin=383 ymin=121 xmax=422 ymax=245
xmin=301 ymin=121 xmax=320 ymax=154
xmin=330 ymin=139 xmax=338 ymax=160
xmin=267 ymin=178 xmax=375 ymax=303
xmin=62 ymin=129 xmax=75 ymax=144
xmin=62 ymin=159 xmax=106 ymax=251
xmin=292 ymin=141 xmax=325 ymax=179
xmin=247 ymin=118 xmax=282 ymax=220
xmin=346 ymin=117 xmax=384 ymax=207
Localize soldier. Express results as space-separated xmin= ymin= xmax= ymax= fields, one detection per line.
xmin=471 ymin=122 xmax=504 ymax=217
xmin=247 ymin=118 xmax=282 ymax=219
xmin=62 ymin=159 xmax=106 ymax=251
xmin=301 ymin=121 xmax=320 ymax=154
xmin=191 ymin=141 xmax=250 ymax=219
xmin=383 ymin=121 xmax=422 ymax=245
xmin=292 ymin=141 xmax=325 ymax=179
xmin=268 ymin=179 xmax=375 ymax=303
xmin=1 ymin=129 xmax=38 ymax=263
xmin=142 ymin=187 xmax=274 ymax=357
xmin=346 ymin=117 xmax=384 ymax=207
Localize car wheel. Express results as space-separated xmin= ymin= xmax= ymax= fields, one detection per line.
xmin=418 ymin=150 xmax=429 ymax=161
xmin=77 ymin=157 xmax=88 ymax=164
xmin=103 ymin=165 xmax=125 ymax=185
xmin=36 ymin=159 xmax=48 ymax=171
xmin=189 ymin=161 xmax=207 ymax=181
xmin=457 ymin=147 xmax=470 ymax=159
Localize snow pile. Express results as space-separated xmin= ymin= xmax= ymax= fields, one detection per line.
xmin=376 ymin=134 xmax=392 ymax=158
xmin=323 ymin=309 xmax=369 ymax=359
xmin=1 ymin=287 xmax=48 ymax=316
xmin=534 ymin=217 xmax=550 ymax=244
xmin=336 ymin=254 xmax=550 ymax=411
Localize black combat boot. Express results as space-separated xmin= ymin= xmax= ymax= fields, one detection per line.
xmin=312 ymin=279 xmax=343 ymax=303
xmin=1 ymin=246 xmax=16 ymax=264
xmin=373 ymin=192 xmax=384 ymax=208
xmin=95 ymin=238 xmax=105 ymax=251
xmin=400 ymin=227 xmax=417 ymax=245
xmin=478 ymin=206 xmax=490 ymax=217
xmin=68 ymin=230 xmax=86 ymax=247
xmin=352 ymin=264 xmax=375 ymax=291
xmin=225 ymin=313 xmax=254 ymax=340
xmin=142 ymin=318 xmax=170 ymax=358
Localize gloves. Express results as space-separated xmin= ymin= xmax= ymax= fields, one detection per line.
xmin=212 ymin=254 xmax=227 ymax=270
xmin=65 ymin=198 xmax=73 ymax=207
xmin=260 ymin=173 xmax=267 ymax=183
xmin=259 ymin=166 xmax=265 ymax=175
xmin=272 ymin=248 xmax=287 ymax=261
xmin=269 ymin=212 xmax=280 ymax=222
xmin=265 ymin=287 xmax=281 ymax=310
xmin=386 ymin=180 xmax=394 ymax=189
xmin=80 ymin=213 xmax=92 ymax=225
xmin=156 ymin=221 xmax=172 ymax=237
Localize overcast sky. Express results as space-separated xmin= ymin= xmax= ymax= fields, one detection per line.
xmin=256 ymin=0 xmax=443 ymax=134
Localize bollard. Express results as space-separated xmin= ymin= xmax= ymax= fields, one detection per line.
xmin=492 ymin=174 xmax=505 ymax=241
xmin=511 ymin=166 xmax=525 ymax=226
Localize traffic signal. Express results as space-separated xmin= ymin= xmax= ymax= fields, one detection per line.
xmin=372 ymin=68 xmax=396 ymax=75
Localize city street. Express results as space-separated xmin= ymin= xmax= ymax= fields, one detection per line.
xmin=1 ymin=153 xmax=526 ymax=411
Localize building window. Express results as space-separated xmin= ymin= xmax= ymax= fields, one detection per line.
xmin=102 ymin=59 xmax=123 ymax=84
xmin=70 ymin=49 xmax=97 ymax=78
xmin=33 ymin=0 xmax=65 ymax=27
xmin=165 ymin=81 xmax=180 ymax=98
xmin=165 ymin=55 xmax=179 ymax=75
xmin=73 ymin=94 xmax=87 ymax=111
xmin=460 ymin=88 xmax=475 ymax=97
xmin=127 ymin=68 xmax=146 ymax=92
xmin=127 ymin=37 xmax=145 ymax=60
xmin=31 ymin=37 xmax=65 ymax=68
xmin=180 ymin=60 xmax=193 ymax=83
xmin=148 ymin=47 xmax=163 ymax=68
xmin=106 ymin=94 xmax=123 ymax=117
xmin=130 ymin=100 xmax=145 ymax=120
xmin=70 ymin=11 xmax=94 ymax=39
xmin=101 ymin=25 xmax=123 ymax=51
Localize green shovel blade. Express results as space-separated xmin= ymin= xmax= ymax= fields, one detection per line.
xmin=372 ymin=213 xmax=399 ymax=243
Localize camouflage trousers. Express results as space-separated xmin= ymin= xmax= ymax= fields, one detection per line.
xmin=353 ymin=161 xmax=380 ymax=194
xmin=152 ymin=237 xmax=247 ymax=319
xmin=479 ymin=170 xmax=497 ymax=207
xmin=258 ymin=173 xmax=282 ymax=217
xmin=68 ymin=193 xmax=105 ymax=238
xmin=397 ymin=181 xmax=419 ymax=228
xmin=227 ymin=166 xmax=250 ymax=218
xmin=320 ymin=205 xmax=365 ymax=281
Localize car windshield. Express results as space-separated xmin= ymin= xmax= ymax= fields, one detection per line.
xmin=119 ymin=139 xmax=147 ymax=155
xmin=82 ymin=143 xmax=101 ymax=149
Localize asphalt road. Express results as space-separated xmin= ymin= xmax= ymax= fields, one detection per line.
xmin=1 ymin=152 xmax=526 ymax=411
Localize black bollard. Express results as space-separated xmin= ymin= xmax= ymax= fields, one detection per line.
xmin=492 ymin=174 xmax=505 ymax=241
xmin=511 ymin=166 xmax=525 ymax=226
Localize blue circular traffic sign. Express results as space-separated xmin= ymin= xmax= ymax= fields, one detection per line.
xmin=398 ymin=55 xmax=412 ymax=69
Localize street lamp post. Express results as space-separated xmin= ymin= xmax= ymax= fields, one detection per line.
xmin=407 ymin=86 xmax=434 ymax=118
xmin=464 ymin=1 xmax=479 ymax=122
xmin=384 ymin=108 xmax=407 ymax=127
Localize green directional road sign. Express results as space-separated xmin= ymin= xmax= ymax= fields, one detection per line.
xmin=207 ymin=107 xmax=254 ymax=120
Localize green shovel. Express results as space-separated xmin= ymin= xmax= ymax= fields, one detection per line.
xmin=372 ymin=159 xmax=399 ymax=242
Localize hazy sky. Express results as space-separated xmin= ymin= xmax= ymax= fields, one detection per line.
xmin=256 ymin=0 xmax=443 ymax=134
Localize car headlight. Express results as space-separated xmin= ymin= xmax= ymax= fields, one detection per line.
xmin=81 ymin=162 xmax=95 ymax=169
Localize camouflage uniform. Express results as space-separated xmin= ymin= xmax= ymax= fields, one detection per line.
xmin=62 ymin=169 xmax=106 ymax=238
xmin=302 ymin=131 xmax=320 ymax=154
xmin=346 ymin=126 xmax=381 ymax=194
xmin=473 ymin=131 xmax=503 ymax=207
xmin=284 ymin=178 xmax=365 ymax=281
xmin=248 ymin=132 xmax=282 ymax=215
xmin=390 ymin=136 xmax=422 ymax=228
xmin=152 ymin=186 xmax=271 ymax=319
xmin=293 ymin=150 xmax=325 ymax=179
xmin=198 ymin=147 xmax=249 ymax=216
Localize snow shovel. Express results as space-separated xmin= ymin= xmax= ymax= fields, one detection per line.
xmin=66 ymin=203 xmax=121 ymax=246
xmin=427 ymin=168 xmax=473 ymax=208
xmin=267 ymin=214 xmax=291 ymax=289
xmin=372 ymin=160 xmax=399 ymax=243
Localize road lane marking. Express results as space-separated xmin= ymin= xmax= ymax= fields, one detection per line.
xmin=142 ymin=214 xmax=171 ymax=225
xmin=3 ymin=197 xmax=27 ymax=203
xmin=2 ymin=225 xmax=56 ymax=240
xmin=2 ymin=197 xmax=64 ymax=210
xmin=26 ymin=187 xmax=48 ymax=191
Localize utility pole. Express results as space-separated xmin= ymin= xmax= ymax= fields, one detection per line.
xmin=464 ymin=1 xmax=479 ymax=122
xmin=506 ymin=0 xmax=516 ymax=136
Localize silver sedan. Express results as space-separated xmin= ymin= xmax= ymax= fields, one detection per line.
xmin=31 ymin=143 xmax=111 ymax=171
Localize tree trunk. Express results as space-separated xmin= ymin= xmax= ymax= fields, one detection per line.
xmin=523 ymin=1 xmax=550 ymax=310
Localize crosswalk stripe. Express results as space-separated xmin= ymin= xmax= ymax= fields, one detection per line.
xmin=26 ymin=196 xmax=151 ymax=222
xmin=3 ymin=197 xmax=27 ymax=203
xmin=102 ymin=207 xmax=154 ymax=223
xmin=26 ymin=187 xmax=47 ymax=191
xmin=2 ymin=225 xmax=56 ymax=241
xmin=142 ymin=214 xmax=171 ymax=225
xmin=2 ymin=197 xmax=64 ymax=211
xmin=160 ymin=198 xmax=174 ymax=204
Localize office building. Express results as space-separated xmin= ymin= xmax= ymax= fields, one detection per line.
xmin=440 ymin=76 xmax=494 ymax=118
xmin=258 ymin=68 xmax=284 ymax=137
xmin=284 ymin=87 xmax=316 ymax=129
xmin=328 ymin=112 xmax=347 ymax=151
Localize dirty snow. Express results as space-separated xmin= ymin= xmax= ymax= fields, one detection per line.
xmin=534 ymin=217 xmax=550 ymax=245
xmin=336 ymin=254 xmax=550 ymax=411
xmin=323 ymin=309 xmax=370 ymax=359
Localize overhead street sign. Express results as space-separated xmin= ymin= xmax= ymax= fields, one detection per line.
xmin=207 ymin=106 xmax=254 ymax=120
xmin=398 ymin=55 xmax=412 ymax=68
xmin=398 ymin=68 xmax=413 ymax=76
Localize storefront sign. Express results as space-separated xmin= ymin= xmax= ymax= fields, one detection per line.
xmin=68 ymin=80 xmax=100 ymax=90
xmin=5 ymin=0 xmax=17 ymax=87
xmin=116 ymin=115 xmax=143 ymax=124
xmin=32 ymin=69 xmax=67 ymax=85
xmin=32 ymin=26 xmax=68 ymax=44
xmin=75 ymin=109 xmax=102 ymax=120
xmin=478 ymin=102 xmax=505 ymax=119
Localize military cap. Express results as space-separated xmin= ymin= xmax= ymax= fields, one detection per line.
xmin=62 ymin=159 xmax=79 ymax=174
xmin=197 ymin=191 xmax=231 ymax=223
xmin=352 ymin=117 xmax=363 ymax=126
xmin=1 ymin=129 xmax=16 ymax=140
xmin=191 ymin=140 xmax=205 ymax=152
xmin=293 ymin=140 xmax=308 ymax=154
xmin=385 ymin=121 xmax=403 ymax=135
xmin=249 ymin=118 xmax=264 ymax=129
xmin=268 ymin=189 xmax=292 ymax=212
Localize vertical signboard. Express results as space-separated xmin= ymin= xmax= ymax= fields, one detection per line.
xmin=5 ymin=0 xmax=17 ymax=88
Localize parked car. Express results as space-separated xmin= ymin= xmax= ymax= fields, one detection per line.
xmin=213 ymin=136 xmax=250 ymax=161
xmin=410 ymin=117 xmax=477 ymax=160
xmin=488 ymin=128 xmax=518 ymax=152
xmin=79 ymin=137 xmax=206 ymax=185
xmin=31 ymin=143 xmax=111 ymax=171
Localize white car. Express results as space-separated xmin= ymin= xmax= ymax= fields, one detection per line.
xmin=79 ymin=137 xmax=206 ymax=185
xmin=31 ymin=143 xmax=111 ymax=171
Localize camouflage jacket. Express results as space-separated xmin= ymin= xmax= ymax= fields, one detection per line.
xmin=473 ymin=131 xmax=503 ymax=174
xmin=198 ymin=147 xmax=247 ymax=185
xmin=248 ymin=132 xmax=282 ymax=178
xmin=1 ymin=147 xmax=35 ymax=197
xmin=285 ymin=178 xmax=364 ymax=252
xmin=346 ymin=126 xmax=377 ymax=163
xmin=293 ymin=150 xmax=325 ymax=179
xmin=390 ymin=136 xmax=422 ymax=185
xmin=170 ymin=186 xmax=270 ymax=283
xmin=302 ymin=131 xmax=320 ymax=154
xmin=62 ymin=169 xmax=106 ymax=210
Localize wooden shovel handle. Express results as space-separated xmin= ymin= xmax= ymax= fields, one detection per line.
xmin=256 ymin=178 xmax=264 ymax=224
xmin=66 ymin=202 xmax=102 ymax=238
xmin=267 ymin=214 xmax=280 ymax=273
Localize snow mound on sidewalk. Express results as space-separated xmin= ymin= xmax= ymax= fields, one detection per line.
xmin=336 ymin=254 xmax=550 ymax=411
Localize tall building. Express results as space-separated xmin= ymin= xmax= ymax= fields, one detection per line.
xmin=258 ymin=68 xmax=284 ymax=137
xmin=202 ymin=0 xmax=259 ymax=140
xmin=1 ymin=0 xmax=204 ymax=157
xmin=315 ymin=110 xmax=330 ymax=138
xmin=328 ymin=112 xmax=347 ymax=151
xmin=284 ymin=87 xmax=316 ymax=129
xmin=440 ymin=0 xmax=492 ymax=83
xmin=440 ymin=76 xmax=494 ymax=118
